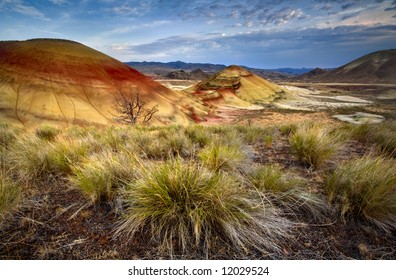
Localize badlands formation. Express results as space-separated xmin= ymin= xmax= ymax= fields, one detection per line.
xmin=0 ymin=39 xmax=205 ymax=127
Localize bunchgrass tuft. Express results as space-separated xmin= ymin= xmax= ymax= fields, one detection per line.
xmin=70 ymin=151 xmax=137 ymax=204
xmin=12 ymin=135 xmax=92 ymax=183
xmin=0 ymin=125 xmax=17 ymax=149
xmin=289 ymin=123 xmax=342 ymax=169
xmin=184 ymin=125 xmax=213 ymax=148
xmin=0 ymin=172 xmax=20 ymax=222
xmin=198 ymin=140 xmax=245 ymax=172
xmin=116 ymin=159 xmax=290 ymax=256
xmin=248 ymin=165 xmax=328 ymax=221
xmin=278 ymin=123 xmax=297 ymax=136
xmin=340 ymin=122 xmax=396 ymax=157
xmin=325 ymin=155 xmax=396 ymax=231
xmin=35 ymin=125 xmax=59 ymax=141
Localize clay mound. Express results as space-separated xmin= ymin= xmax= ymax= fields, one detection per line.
xmin=186 ymin=65 xmax=283 ymax=107
xmin=0 ymin=39 xmax=200 ymax=127
xmin=303 ymin=50 xmax=396 ymax=84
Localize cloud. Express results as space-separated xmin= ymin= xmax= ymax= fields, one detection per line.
xmin=49 ymin=0 xmax=70 ymax=5
xmin=0 ymin=0 xmax=48 ymax=19
xmin=108 ymin=1 xmax=151 ymax=16
xmin=340 ymin=11 xmax=361 ymax=20
xmin=341 ymin=3 xmax=355 ymax=10
xmin=258 ymin=8 xmax=306 ymax=25
xmin=106 ymin=23 xmax=396 ymax=66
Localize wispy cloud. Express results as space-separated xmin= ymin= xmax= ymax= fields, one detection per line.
xmin=0 ymin=0 xmax=48 ymax=19
xmin=49 ymin=0 xmax=70 ymax=5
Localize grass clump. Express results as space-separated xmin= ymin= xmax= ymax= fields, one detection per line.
xmin=70 ymin=151 xmax=137 ymax=204
xmin=248 ymin=165 xmax=328 ymax=221
xmin=325 ymin=155 xmax=396 ymax=231
xmin=234 ymin=124 xmax=278 ymax=145
xmin=12 ymin=136 xmax=91 ymax=183
xmin=0 ymin=172 xmax=20 ymax=222
xmin=290 ymin=123 xmax=342 ymax=169
xmin=340 ymin=122 xmax=396 ymax=157
xmin=184 ymin=125 xmax=214 ymax=148
xmin=198 ymin=140 xmax=245 ymax=172
xmin=35 ymin=125 xmax=59 ymax=141
xmin=116 ymin=159 xmax=290 ymax=256
xmin=278 ymin=123 xmax=297 ymax=136
xmin=0 ymin=124 xmax=18 ymax=150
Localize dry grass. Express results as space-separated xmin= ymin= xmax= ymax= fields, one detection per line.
xmin=35 ymin=125 xmax=59 ymax=141
xmin=69 ymin=151 xmax=137 ymax=204
xmin=2 ymin=119 xmax=396 ymax=259
xmin=248 ymin=164 xmax=329 ymax=221
xmin=289 ymin=123 xmax=342 ymax=169
xmin=0 ymin=171 xmax=20 ymax=223
xmin=115 ymin=159 xmax=291 ymax=256
xmin=198 ymin=140 xmax=245 ymax=172
xmin=326 ymin=155 xmax=396 ymax=231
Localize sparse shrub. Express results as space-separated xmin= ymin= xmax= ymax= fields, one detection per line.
xmin=0 ymin=172 xmax=20 ymax=222
xmin=70 ymin=151 xmax=137 ymax=204
xmin=325 ymin=155 xmax=396 ymax=231
xmin=290 ymin=124 xmax=342 ymax=168
xmin=198 ymin=140 xmax=245 ymax=172
xmin=35 ymin=125 xmax=59 ymax=141
xmin=116 ymin=159 xmax=290 ymax=256
xmin=248 ymin=165 xmax=328 ymax=221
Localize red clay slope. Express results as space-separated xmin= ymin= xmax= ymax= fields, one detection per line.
xmin=0 ymin=39 xmax=199 ymax=126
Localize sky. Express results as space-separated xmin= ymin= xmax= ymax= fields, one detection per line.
xmin=0 ymin=0 xmax=395 ymax=68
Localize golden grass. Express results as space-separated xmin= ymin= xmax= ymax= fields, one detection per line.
xmin=115 ymin=159 xmax=290 ymax=256
xmin=290 ymin=123 xmax=342 ymax=169
xmin=326 ymin=155 xmax=396 ymax=231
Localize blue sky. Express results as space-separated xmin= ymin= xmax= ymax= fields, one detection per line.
xmin=1 ymin=0 xmax=395 ymax=68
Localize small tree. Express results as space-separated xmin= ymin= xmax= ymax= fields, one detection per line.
xmin=112 ymin=87 xmax=158 ymax=125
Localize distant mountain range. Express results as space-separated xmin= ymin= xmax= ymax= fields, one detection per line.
xmin=125 ymin=61 xmax=314 ymax=81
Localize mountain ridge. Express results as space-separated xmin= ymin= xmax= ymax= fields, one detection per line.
xmin=294 ymin=49 xmax=396 ymax=83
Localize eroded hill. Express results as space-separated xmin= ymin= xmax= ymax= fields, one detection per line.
xmin=0 ymin=39 xmax=204 ymax=127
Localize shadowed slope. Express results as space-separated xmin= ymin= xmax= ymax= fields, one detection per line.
xmin=185 ymin=65 xmax=283 ymax=107
xmin=298 ymin=50 xmax=396 ymax=84
xmin=0 ymin=39 xmax=199 ymax=126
